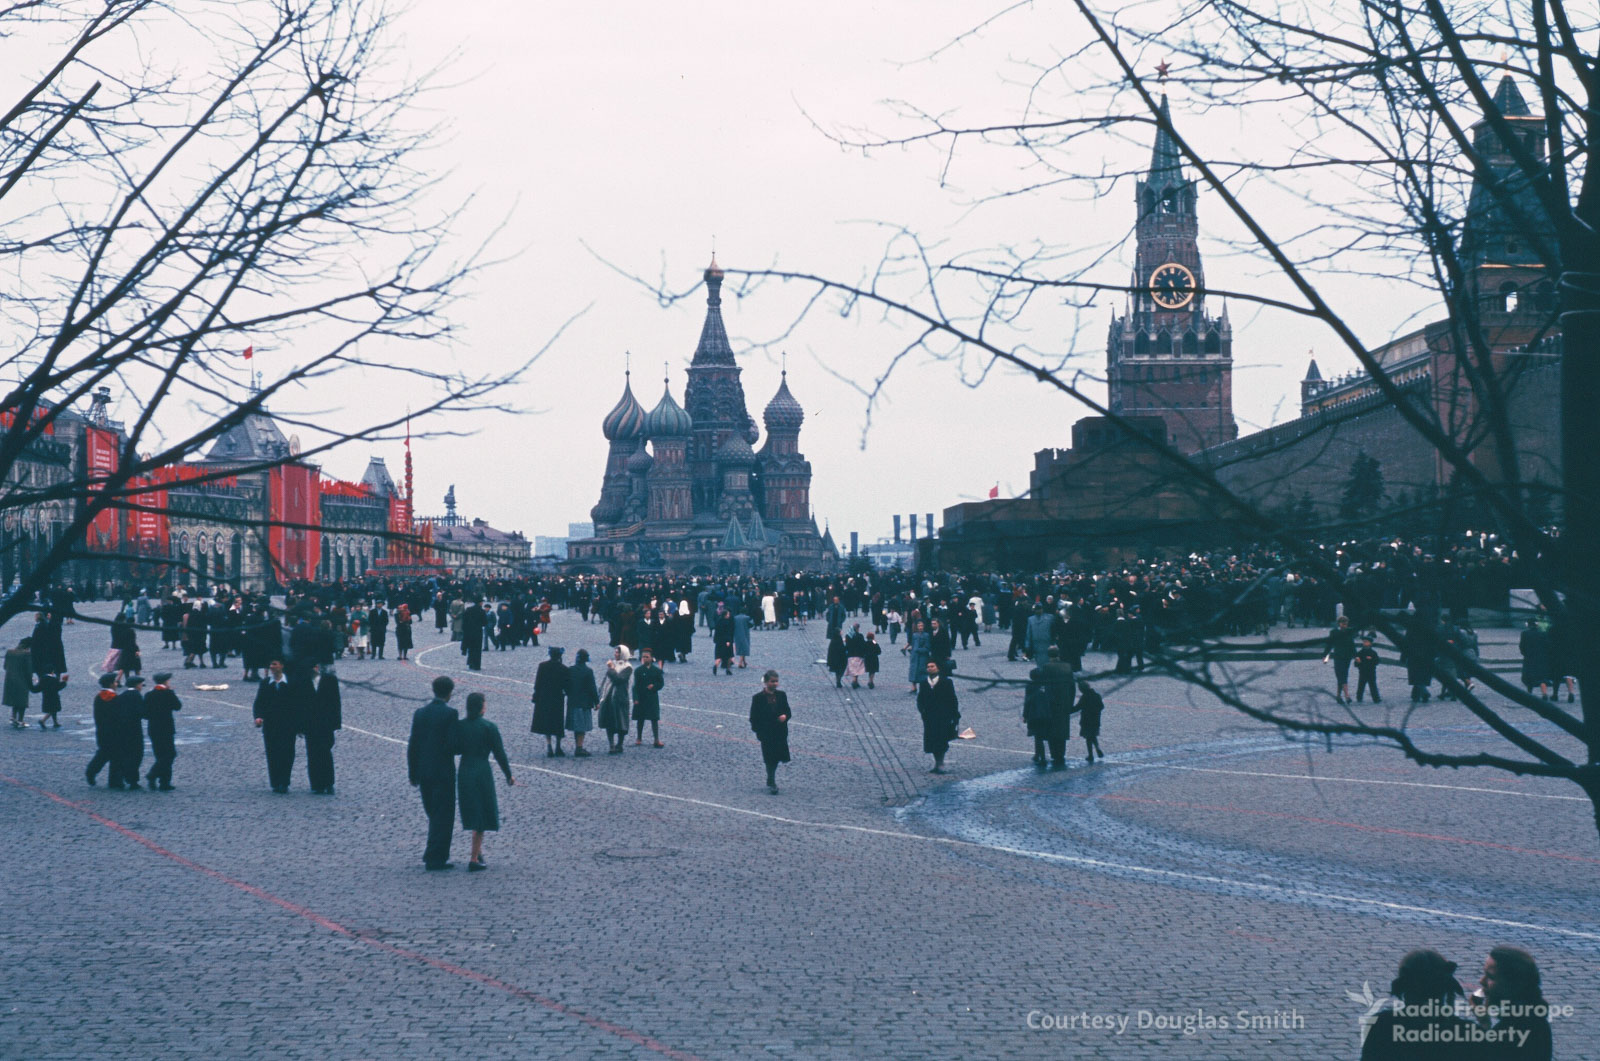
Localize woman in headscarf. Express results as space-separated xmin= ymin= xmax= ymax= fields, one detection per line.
xmin=597 ymin=645 xmax=634 ymax=754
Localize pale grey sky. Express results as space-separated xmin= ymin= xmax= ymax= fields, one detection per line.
xmin=260 ymin=2 xmax=1438 ymax=543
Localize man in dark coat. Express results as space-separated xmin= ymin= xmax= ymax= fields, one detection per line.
xmin=304 ymin=664 xmax=341 ymax=794
xmin=142 ymin=672 xmax=181 ymax=791
xmin=30 ymin=612 xmax=66 ymax=676
xmin=288 ymin=615 xmax=324 ymax=677
xmin=825 ymin=596 xmax=847 ymax=640
xmin=1037 ymin=646 xmax=1077 ymax=768
xmin=368 ymin=605 xmax=389 ymax=660
xmin=407 ymin=675 xmax=459 ymax=870
xmin=749 ymin=669 xmax=791 ymax=794
xmin=460 ymin=600 xmax=486 ymax=671
xmin=86 ymin=673 xmax=121 ymax=787
xmin=632 ymin=647 xmax=665 ymax=747
xmin=531 ymin=647 xmax=569 ymax=757
xmin=113 ymin=675 xmax=147 ymax=790
xmin=916 ymin=659 xmax=960 ymax=774
xmin=1007 ymin=594 xmax=1030 ymax=662
xmin=253 ymin=659 xmax=303 ymax=793
xmin=1077 ymin=681 xmax=1106 ymax=762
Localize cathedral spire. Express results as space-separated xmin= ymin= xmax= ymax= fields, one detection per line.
xmin=692 ymin=255 xmax=735 ymax=366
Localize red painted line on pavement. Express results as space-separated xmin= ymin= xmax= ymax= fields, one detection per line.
xmin=1003 ymin=783 xmax=1600 ymax=865
xmin=0 ymin=772 xmax=703 ymax=1061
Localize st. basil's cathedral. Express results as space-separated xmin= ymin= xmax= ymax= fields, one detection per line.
xmin=566 ymin=259 xmax=839 ymax=576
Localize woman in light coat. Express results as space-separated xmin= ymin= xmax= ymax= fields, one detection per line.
xmin=596 ymin=646 xmax=633 ymax=754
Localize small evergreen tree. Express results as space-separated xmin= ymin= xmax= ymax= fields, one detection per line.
xmin=1339 ymin=451 xmax=1386 ymax=522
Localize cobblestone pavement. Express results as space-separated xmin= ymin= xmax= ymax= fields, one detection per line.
xmin=2 ymin=604 xmax=1596 ymax=1059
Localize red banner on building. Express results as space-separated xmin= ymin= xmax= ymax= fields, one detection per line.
xmin=267 ymin=462 xmax=321 ymax=581
xmin=84 ymin=426 xmax=121 ymax=549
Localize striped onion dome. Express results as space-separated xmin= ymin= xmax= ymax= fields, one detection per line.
xmin=644 ymin=380 xmax=693 ymax=439
xmin=601 ymin=373 xmax=647 ymax=441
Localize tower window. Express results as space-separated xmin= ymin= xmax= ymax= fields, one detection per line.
xmin=1499 ymin=282 xmax=1519 ymax=313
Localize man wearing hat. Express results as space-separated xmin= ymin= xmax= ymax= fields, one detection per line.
xmin=86 ymin=672 xmax=121 ymax=787
xmin=530 ymin=646 xmax=569 ymax=757
xmin=143 ymin=672 xmax=181 ymax=791
xmin=113 ymin=674 xmax=148 ymax=790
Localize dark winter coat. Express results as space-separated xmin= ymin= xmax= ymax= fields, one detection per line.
xmin=3 ymin=646 xmax=32 ymax=710
xmin=916 ymin=676 xmax=960 ymax=756
xmin=566 ymin=661 xmax=599 ymax=733
xmin=749 ymin=690 xmax=791 ymax=764
xmin=114 ymin=689 xmax=145 ymax=762
xmin=308 ymin=673 xmax=342 ymax=733
xmin=92 ymin=689 xmax=118 ymax=747
xmin=142 ymin=686 xmax=182 ymax=742
xmin=452 ymin=716 xmax=510 ymax=832
xmin=1076 ymin=687 xmax=1105 ymax=739
xmin=253 ymin=676 xmax=305 ymax=734
xmin=530 ymin=658 xmax=570 ymax=736
xmin=826 ymin=633 xmax=847 ymax=676
xmin=407 ymin=698 xmax=459 ymax=786
xmin=1520 ymin=625 xmax=1553 ymax=687
xmin=632 ymin=662 xmax=664 ymax=722
xmin=30 ymin=617 xmax=66 ymax=674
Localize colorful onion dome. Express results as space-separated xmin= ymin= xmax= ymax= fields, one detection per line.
xmin=601 ymin=373 xmax=646 ymax=441
xmin=763 ymin=371 xmax=804 ymax=432
xmin=626 ymin=443 xmax=655 ymax=475
xmin=716 ymin=432 xmax=755 ymax=465
xmin=644 ymin=380 xmax=693 ymax=439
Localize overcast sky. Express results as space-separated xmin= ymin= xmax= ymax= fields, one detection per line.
xmin=299 ymin=0 xmax=1436 ymax=546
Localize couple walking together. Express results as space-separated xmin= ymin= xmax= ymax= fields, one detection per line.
xmin=407 ymin=675 xmax=515 ymax=871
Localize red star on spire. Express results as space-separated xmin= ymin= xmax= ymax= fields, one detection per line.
xmin=1156 ymin=60 xmax=1170 ymax=81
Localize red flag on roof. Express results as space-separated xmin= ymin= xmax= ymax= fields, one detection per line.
xmin=988 ymin=483 xmax=999 ymax=499
xmin=242 ymin=345 xmax=253 ymax=360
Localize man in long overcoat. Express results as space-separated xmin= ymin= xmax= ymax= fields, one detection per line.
xmin=916 ymin=659 xmax=960 ymax=774
xmin=632 ymin=647 xmax=665 ymax=747
xmin=304 ymin=664 xmax=341 ymax=794
xmin=1025 ymin=605 xmax=1054 ymax=662
xmin=531 ymin=647 xmax=569 ymax=757
xmin=749 ymin=669 xmax=791 ymax=794
xmin=369 ymin=604 xmax=390 ymax=660
xmin=407 ymin=675 xmax=459 ymax=870
xmin=460 ymin=600 xmax=486 ymax=671
xmin=1036 ymin=646 xmax=1076 ymax=768
xmin=253 ymin=659 xmax=304 ymax=793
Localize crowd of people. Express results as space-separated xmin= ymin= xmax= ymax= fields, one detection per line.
xmin=0 ymin=540 xmax=1569 ymax=1049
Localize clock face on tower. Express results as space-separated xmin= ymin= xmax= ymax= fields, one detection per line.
xmin=1149 ymin=262 xmax=1196 ymax=309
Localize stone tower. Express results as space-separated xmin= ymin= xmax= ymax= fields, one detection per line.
xmin=644 ymin=377 xmax=694 ymax=524
xmin=1106 ymin=94 xmax=1238 ymax=454
xmin=590 ymin=371 xmax=646 ymax=531
xmin=757 ymin=370 xmax=812 ymax=525
xmin=683 ymin=257 xmax=761 ymax=522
